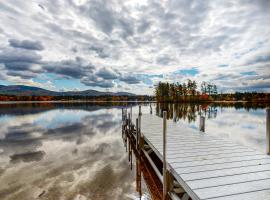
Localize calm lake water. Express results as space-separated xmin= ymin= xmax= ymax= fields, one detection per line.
xmin=0 ymin=102 xmax=269 ymax=200
xmin=0 ymin=102 xmax=150 ymax=200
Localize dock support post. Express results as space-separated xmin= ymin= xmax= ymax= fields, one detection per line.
xmin=163 ymin=111 xmax=167 ymax=200
xmin=138 ymin=106 xmax=143 ymax=152
xmin=173 ymin=104 xmax=177 ymax=122
xmin=128 ymin=112 xmax=131 ymax=128
xmin=150 ymin=103 xmax=152 ymax=114
xmin=130 ymin=106 xmax=132 ymax=124
xmin=267 ymin=108 xmax=270 ymax=155
xmin=128 ymin=139 xmax=130 ymax=161
xmin=200 ymin=116 xmax=205 ymax=132
xmin=139 ymin=105 xmax=142 ymax=135
xmin=136 ymin=158 xmax=142 ymax=197
xmin=125 ymin=136 xmax=127 ymax=152
xmin=130 ymin=138 xmax=132 ymax=170
xmin=122 ymin=108 xmax=124 ymax=122
xmin=136 ymin=118 xmax=139 ymax=150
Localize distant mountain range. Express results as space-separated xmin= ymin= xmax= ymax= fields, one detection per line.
xmin=0 ymin=85 xmax=135 ymax=96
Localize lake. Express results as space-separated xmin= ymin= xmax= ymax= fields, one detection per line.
xmin=0 ymin=102 xmax=269 ymax=200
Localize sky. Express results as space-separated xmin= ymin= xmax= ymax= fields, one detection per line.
xmin=0 ymin=0 xmax=269 ymax=95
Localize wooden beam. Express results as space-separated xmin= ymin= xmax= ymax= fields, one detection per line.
xmin=200 ymin=116 xmax=205 ymax=132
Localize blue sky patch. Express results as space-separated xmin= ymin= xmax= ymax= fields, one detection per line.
xmin=218 ymin=64 xmax=228 ymax=67
xmin=34 ymin=73 xmax=88 ymax=91
xmin=177 ymin=67 xmax=199 ymax=76
xmin=241 ymin=71 xmax=257 ymax=76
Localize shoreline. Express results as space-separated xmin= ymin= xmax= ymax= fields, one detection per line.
xmin=0 ymin=100 xmax=269 ymax=104
xmin=0 ymin=100 xmax=157 ymax=104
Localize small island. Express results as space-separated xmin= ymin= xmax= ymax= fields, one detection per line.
xmin=155 ymin=80 xmax=270 ymax=103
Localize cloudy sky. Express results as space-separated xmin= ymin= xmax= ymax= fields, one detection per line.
xmin=0 ymin=0 xmax=269 ymax=94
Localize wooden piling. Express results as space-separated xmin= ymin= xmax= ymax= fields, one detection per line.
xmin=130 ymin=146 xmax=133 ymax=170
xmin=173 ymin=104 xmax=177 ymax=122
xmin=122 ymin=108 xmax=124 ymax=122
xmin=138 ymin=106 xmax=144 ymax=159
xmin=125 ymin=137 xmax=127 ymax=152
xmin=139 ymin=105 xmax=142 ymax=136
xmin=267 ymin=108 xmax=270 ymax=155
xmin=163 ymin=111 xmax=167 ymax=200
xmin=128 ymin=112 xmax=131 ymax=127
xmin=136 ymin=118 xmax=139 ymax=150
xmin=130 ymin=106 xmax=132 ymax=123
xmin=200 ymin=116 xmax=205 ymax=132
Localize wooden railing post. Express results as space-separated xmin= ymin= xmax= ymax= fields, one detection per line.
xmin=138 ymin=105 xmax=142 ymax=135
xmin=138 ymin=105 xmax=143 ymax=155
xmin=200 ymin=116 xmax=205 ymax=132
xmin=136 ymin=118 xmax=139 ymax=151
xmin=125 ymin=108 xmax=127 ymax=121
xmin=130 ymin=106 xmax=132 ymax=124
xmin=267 ymin=108 xmax=270 ymax=155
xmin=128 ymin=112 xmax=131 ymax=128
xmin=173 ymin=104 xmax=177 ymax=122
xmin=150 ymin=104 xmax=152 ymax=114
xmin=122 ymin=108 xmax=124 ymax=122
xmin=163 ymin=111 xmax=167 ymax=200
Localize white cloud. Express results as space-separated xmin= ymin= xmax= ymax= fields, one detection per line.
xmin=0 ymin=0 xmax=269 ymax=94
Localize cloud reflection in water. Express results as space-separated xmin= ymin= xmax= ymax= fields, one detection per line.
xmin=0 ymin=105 xmax=148 ymax=200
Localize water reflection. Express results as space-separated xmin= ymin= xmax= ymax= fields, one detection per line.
xmin=156 ymin=102 xmax=269 ymax=122
xmin=10 ymin=151 xmax=45 ymax=164
xmin=0 ymin=103 xmax=149 ymax=200
xmin=0 ymin=102 xmax=268 ymax=199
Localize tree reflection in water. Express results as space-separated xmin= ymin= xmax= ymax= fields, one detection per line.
xmin=156 ymin=102 xmax=269 ymax=123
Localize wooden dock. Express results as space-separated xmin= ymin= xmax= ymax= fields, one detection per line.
xmin=122 ymin=107 xmax=270 ymax=200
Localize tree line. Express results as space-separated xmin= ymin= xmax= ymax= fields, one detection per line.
xmin=155 ymin=80 xmax=217 ymax=102
xmin=0 ymin=95 xmax=154 ymax=102
xmin=155 ymin=80 xmax=270 ymax=102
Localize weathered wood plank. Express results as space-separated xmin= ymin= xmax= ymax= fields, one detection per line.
xmin=147 ymin=138 xmax=233 ymax=145
xmin=166 ymin=151 xmax=261 ymax=164
xmin=194 ymin=179 xmax=270 ymax=199
xmin=151 ymin=142 xmax=241 ymax=152
xmin=165 ymin=145 xmax=250 ymax=154
xmin=206 ymin=189 xmax=270 ymax=200
xmin=171 ymin=154 xmax=270 ymax=168
xmin=166 ymin=148 xmax=254 ymax=159
xmin=187 ymin=170 xmax=270 ymax=189
xmin=175 ymin=158 xmax=270 ymax=174
xmin=180 ymin=163 xmax=270 ymax=181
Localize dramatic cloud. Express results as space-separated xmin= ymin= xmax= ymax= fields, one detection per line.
xmin=120 ymin=75 xmax=141 ymax=84
xmin=81 ymin=78 xmax=115 ymax=88
xmin=95 ymin=67 xmax=119 ymax=80
xmin=9 ymin=39 xmax=44 ymax=51
xmin=0 ymin=47 xmax=43 ymax=78
xmin=43 ymin=57 xmax=94 ymax=79
xmin=0 ymin=0 xmax=269 ymax=94
xmin=0 ymin=48 xmax=42 ymax=64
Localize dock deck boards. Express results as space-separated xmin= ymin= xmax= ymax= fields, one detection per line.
xmin=136 ymin=114 xmax=270 ymax=200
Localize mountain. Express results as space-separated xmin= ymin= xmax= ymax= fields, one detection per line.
xmin=0 ymin=85 xmax=135 ymax=96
